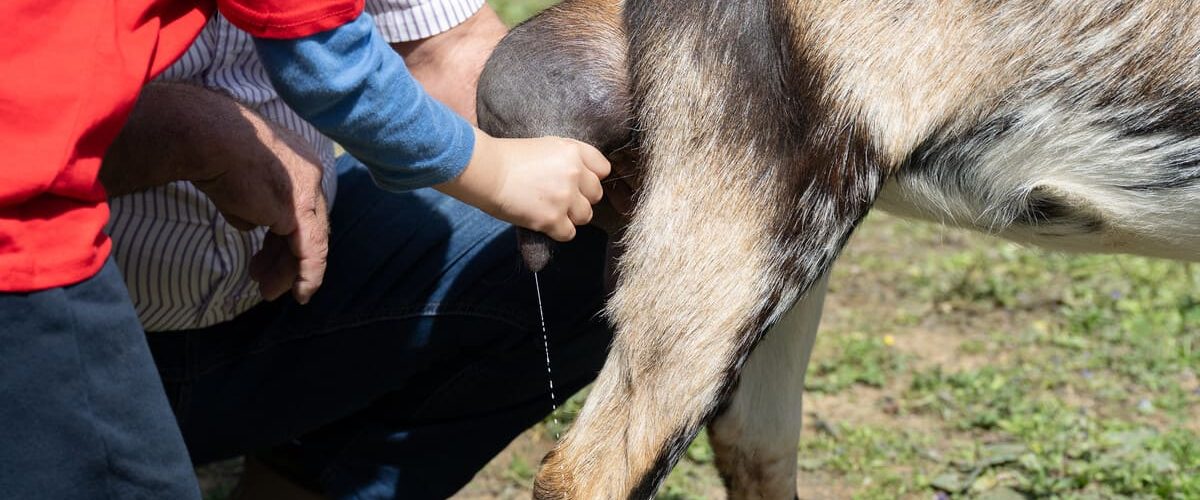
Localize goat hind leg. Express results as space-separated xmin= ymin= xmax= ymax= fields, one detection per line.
xmin=709 ymin=274 xmax=827 ymax=500
xmin=533 ymin=176 xmax=795 ymax=499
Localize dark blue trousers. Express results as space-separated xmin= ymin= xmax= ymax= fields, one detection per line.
xmin=0 ymin=261 xmax=200 ymax=500
xmin=146 ymin=158 xmax=613 ymax=499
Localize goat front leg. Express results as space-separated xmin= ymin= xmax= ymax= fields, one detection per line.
xmin=709 ymin=274 xmax=828 ymax=500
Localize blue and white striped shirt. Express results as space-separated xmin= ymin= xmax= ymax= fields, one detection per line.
xmin=107 ymin=0 xmax=487 ymax=331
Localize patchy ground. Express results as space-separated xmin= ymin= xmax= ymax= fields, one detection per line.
xmin=199 ymin=2 xmax=1198 ymax=498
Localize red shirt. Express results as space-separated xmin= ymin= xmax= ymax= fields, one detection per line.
xmin=0 ymin=0 xmax=362 ymax=292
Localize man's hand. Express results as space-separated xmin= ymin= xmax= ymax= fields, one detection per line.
xmin=436 ymin=129 xmax=611 ymax=242
xmin=102 ymin=82 xmax=330 ymax=303
xmin=192 ymin=127 xmax=329 ymax=304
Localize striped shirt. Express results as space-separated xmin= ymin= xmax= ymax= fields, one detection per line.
xmin=107 ymin=0 xmax=486 ymax=332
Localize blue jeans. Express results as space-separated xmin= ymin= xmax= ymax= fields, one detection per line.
xmin=145 ymin=158 xmax=612 ymax=499
xmin=0 ymin=260 xmax=200 ymax=500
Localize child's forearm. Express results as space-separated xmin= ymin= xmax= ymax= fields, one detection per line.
xmin=254 ymin=12 xmax=476 ymax=192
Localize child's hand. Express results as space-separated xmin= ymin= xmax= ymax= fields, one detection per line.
xmin=437 ymin=128 xmax=611 ymax=241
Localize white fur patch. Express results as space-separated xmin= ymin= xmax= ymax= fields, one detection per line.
xmin=877 ymin=97 xmax=1200 ymax=261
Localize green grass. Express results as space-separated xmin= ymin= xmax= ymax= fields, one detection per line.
xmin=887 ymin=239 xmax=1200 ymax=498
xmin=806 ymin=331 xmax=908 ymax=394
xmin=488 ymin=0 xmax=560 ymax=26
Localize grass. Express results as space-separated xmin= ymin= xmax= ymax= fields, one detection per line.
xmin=490 ymin=0 xmax=560 ymax=26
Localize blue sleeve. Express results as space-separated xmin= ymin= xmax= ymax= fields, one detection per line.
xmin=253 ymin=13 xmax=475 ymax=192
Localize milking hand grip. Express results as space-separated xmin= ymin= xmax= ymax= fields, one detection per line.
xmin=518 ymin=227 xmax=554 ymax=272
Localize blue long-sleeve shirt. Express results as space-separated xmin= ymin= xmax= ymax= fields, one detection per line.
xmin=254 ymin=12 xmax=476 ymax=192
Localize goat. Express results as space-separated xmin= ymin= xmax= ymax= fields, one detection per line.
xmin=477 ymin=1 xmax=1200 ymax=498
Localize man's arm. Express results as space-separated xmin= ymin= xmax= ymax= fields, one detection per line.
xmin=101 ymin=82 xmax=312 ymax=196
xmin=101 ymin=82 xmax=329 ymax=303
xmin=100 ymin=82 xmax=230 ymax=196
xmin=389 ymin=4 xmax=508 ymax=124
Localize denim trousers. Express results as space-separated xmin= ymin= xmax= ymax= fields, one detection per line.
xmin=146 ymin=157 xmax=613 ymax=499
xmin=0 ymin=260 xmax=201 ymax=500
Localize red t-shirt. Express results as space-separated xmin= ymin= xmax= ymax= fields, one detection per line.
xmin=0 ymin=0 xmax=363 ymax=292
